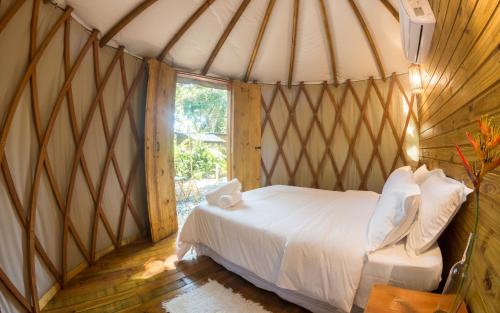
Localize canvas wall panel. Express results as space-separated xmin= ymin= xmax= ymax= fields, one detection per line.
xmin=0 ymin=1 xmax=148 ymax=312
xmin=260 ymin=74 xmax=418 ymax=193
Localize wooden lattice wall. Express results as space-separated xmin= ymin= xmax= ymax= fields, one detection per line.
xmin=0 ymin=1 xmax=148 ymax=312
xmin=419 ymin=0 xmax=499 ymax=312
xmin=260 ymin=74 xmax=418 ymax=192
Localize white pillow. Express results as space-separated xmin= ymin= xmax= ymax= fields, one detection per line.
xmin=406 ymin=174 xmax=473 ymax=255
xmin=413 ymin=164 xmax=445 ymax=185
xmin=366 ymin=166 xmax=421 ymax=252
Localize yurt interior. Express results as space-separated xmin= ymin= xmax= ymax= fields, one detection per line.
xmin=0 ymin=0 xmax=498 ymax=312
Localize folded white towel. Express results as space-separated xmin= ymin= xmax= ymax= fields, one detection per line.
xmin=218 ymin=191 xmax=242 ymax=209
xmin=205 ymin=178 xmax=241 ymax=205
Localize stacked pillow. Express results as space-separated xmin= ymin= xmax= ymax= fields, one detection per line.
xmin=366 ymin=164 xmax=472 ymax=256
xmin=406 ymin=165 xmax=473 ymax=256
xmin=365 ymin=166 xmax=420 ymax=252
xmin=413 ymin=164 xmax=445 ymax=185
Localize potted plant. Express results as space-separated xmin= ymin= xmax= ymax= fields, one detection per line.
xmin=437 ymin=115 xmax=499 ymax=313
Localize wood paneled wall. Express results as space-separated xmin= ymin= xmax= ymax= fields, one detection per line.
xmin=0 ymin=1 xmax=148 ymax=312
xmin=419 ymin=1 xmax=499 ymax=312
xmin=260 ymin=74 xmax=418 ymax=193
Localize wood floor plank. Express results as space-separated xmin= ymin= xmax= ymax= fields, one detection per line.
xmin=42 ymin=233 xmax=310 ymax=313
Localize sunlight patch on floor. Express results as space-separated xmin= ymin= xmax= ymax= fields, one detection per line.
xmin=131 ymin=254 xmax=179 ymax=280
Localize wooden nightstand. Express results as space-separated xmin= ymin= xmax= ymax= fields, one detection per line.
xmin=365 ymin=285 xmax=469 ymax=313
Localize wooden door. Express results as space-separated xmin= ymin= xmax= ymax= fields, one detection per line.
xmin=230 ymin=81 xmax=261 ymax=191
xmin=144 ymin=59 xmax=177 ymax=242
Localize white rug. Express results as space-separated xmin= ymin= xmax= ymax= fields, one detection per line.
xmin=162 ymin=279 xmax=271 ymax=313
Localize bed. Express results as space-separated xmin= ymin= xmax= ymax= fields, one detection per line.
xmin=177 ymin=185 xmax=442 ymax=313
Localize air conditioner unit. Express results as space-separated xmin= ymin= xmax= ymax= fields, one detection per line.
xmin=399 ymin=0 xmax=435 ymax=64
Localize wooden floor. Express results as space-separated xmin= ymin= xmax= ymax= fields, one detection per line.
xmin=43 ymin=234 xmax=309 ymax=313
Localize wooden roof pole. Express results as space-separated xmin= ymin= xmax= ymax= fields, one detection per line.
xmin=0 ymin=0 xmax=27 ymax=34
xmin=99 ymin=0 xmax=158 ymax=47
xmin=202 ymin=0 xmax=251 ymax=75
xmin=244 ymin=0 xmax=276 ymax=82
xmin=379 ymin=0 xmax=399 ymax=21
xmin=288 ymin=0 xmax=299 ymax=88
xmin=348 ymin=0 xmax=386 ymax=80
xmin=157 ymin=0 xmax=216 ymax=61
xmin=318 ymin=0 xmax=338 ymax=86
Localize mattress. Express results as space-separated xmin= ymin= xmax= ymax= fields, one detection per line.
xmin=354 ymin=240 xmax=442 ymax=307
xmin=177 ymin=185 xmax=443 ymax=312
xmin=194 ymin=243 xmax=354 ymax=313
xmin=193 ymin=241 xmax=442 ymax=312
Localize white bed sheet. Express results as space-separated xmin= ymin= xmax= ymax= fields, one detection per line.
xmin=355 ymin=240 xmax=442 ymax=307
xmin=178 ymin=185 xmax=380 ymax=312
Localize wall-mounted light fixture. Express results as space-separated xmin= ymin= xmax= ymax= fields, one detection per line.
xmin=409 ymin=64 xmax=423 ymax=94
xmin=406 ymin=145 xmax=419 ymax=162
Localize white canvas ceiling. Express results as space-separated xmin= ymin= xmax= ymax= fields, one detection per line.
xmin=51 ymin=0 xmax=410 ymax=84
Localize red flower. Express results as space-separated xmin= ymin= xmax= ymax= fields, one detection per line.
xmin=455 ymin=144 xmax=478 ymax=187
xmin=456 ymin=116 xmax=500 ymax=189
xmin=478 ymin=118 xmax=490 ymax=138
xmin=488 ymin=133 xmax=500 ymax=150
xmin=484 ymin=158 xmax=500 ymax=174
xmin=466 ymin=132 xmax=483 ymax=159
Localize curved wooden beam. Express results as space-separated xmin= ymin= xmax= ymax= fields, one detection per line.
xmin=117 ymin=154 xmax=140 ymax=245
xmin=318 ymin=0 xmax=338 ymax=86
xmin=28 ymin=0 xmax=66 ymax=284
xmin=1 ymin=156 xmax=60 ymax=282
xmin=92 ymin=41 xmax=137 ymax=226
xmin=0 ymin=7 xmax=72 ymax=166
xmin=89 ymin=45 xmax=145 ymax=253
xmin=90 ymin=60 xmax=145 ymax=261
xmin=0 ymin=267 xmax=32 ymax=311
xmin=61 ymin=21 xmax=99 ymax=284
xmin=63 ymin=47 xmax=123 ymax=264
xmin=5 ymin=8 xmax=84 ymax=288
xmin=100 ymin=0 xmax=158 ymax=47
xmin=157 ymin=0 xmax=216 ymax=61
xmin=348 ymin=0 xmax=386 ymax=80
xmin=316 ymin=94 xmax=340 ymax=188
xmin=27 ymin=29 xmax=97 ymax=313
xmin=29 ymin=0 xmax=41 ymax=132
xmin=390 ymin=75 xmax=415 ymax=171
xmin=118 ymin=54 xmax=144 ymax=232
xmin=244 ymin=0 xmax=276 ymax=82
xmin=379 ymin=0 xmax=399 ymax=21
xmin=202 ymin=0 xmax=251 ymax=75
xmin=288 ymin=0 xmax=299 ymax=88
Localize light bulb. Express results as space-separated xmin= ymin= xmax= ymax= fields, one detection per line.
xmin=409 ymin=64 xmax=423 ymax=94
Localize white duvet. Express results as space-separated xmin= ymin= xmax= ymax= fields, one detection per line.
xmin=177 ymin=185 xmax=380 ymax=312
